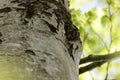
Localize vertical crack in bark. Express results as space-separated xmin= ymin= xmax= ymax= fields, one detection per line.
xmin=0 ymin=39 xmax=2 ymax=44
xmin=68 ymin=44 xmax=74 ymax=60
xmin=22 ymin=5 xmax=35 ymax=19
xmin=0 ymin=32 xmax=3 ymax=44
xmin=0 ymin=32 xmax=2 ymax=36
xmin=43 ymin=20 xmax=57 ymax=33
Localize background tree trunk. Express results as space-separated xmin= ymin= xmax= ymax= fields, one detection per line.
xmin=0 ymin=0 xmax=82 ymax=80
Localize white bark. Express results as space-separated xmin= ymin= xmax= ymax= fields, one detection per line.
xmin=0 ymin=0 xmax=82 ymax=80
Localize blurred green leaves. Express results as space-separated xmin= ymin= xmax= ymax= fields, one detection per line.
xmin=101 ymin=15 xmax=109 ymax=27
xmin=70 ymin=0 xmax=120 ymax=80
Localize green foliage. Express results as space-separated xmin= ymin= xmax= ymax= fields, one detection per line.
xmin=70 ymin=0 xmax=120 ymax=80
xmin=85 ymin=8 xmax=97 ymax=22
xmin=101 ymin=15 xmax=109 ymax=27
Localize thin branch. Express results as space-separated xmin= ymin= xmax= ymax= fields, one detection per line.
xmin=105 ymin=62 xmax=110 ymax=80
xmin=80 ymin=51 xmax=120 ymax=64
xmin=79 ymin=51 xmax=120 ymax=75
xmin=79 ymin=61 xmax=106 ymax=74
xmin=89 ymin=72 xmax=95 ymax=80
xmin=105 ymin=0 xmax=113 ymax=79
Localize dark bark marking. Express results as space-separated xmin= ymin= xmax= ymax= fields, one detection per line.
xmin=11 ymin=0 xmax=36 ymax=18
xmin=40 ymin=1 xmax=52 ymax=10
xmin=41 ymin=11 xmax=52 ymax=17
xmin=21 ymin=36 xmax=27 ymax=40
xmin=11 ymin=0 xmax=52 ymax=25
xmin=44 ymin=21 xmax=57 ymax=33
xmin=0 ymin=16 xmax=4 ymax=18
xmin=18 ymin=1 xmax=36 ymax=19
xmin=0 ymin=7 xmax=12 ymax=13
xmin=25 ymin=49 xmax=36 ymax=56
xmin=0 ymin=39 xmax=2 ymax=44
xmin=53 ymin=3 xmax=71 ymax=22
xmin=20 ymin=4 xmax=36 ymax=24
xmin=11 ymin=0 xmax=19 ymax=3
xmin=22 ymin=5 xmax=35 ymax=19
xmin=75 ymin=45 xmax=79 ymax=51
xmin=53 ymin=12 xmax=60 ymax=30
xmin=0 ymin=32 xmax=3 ymax=44
xmin=64 ymin=22 xmax=80 ymax=41
xmin=40 ymin=59 xmax=46 ymax=63
xmin=0 ymin=32 xmax=2 ymax=36
xmin=68 ymin=44 xmax=74 ymax=61
xmin=61 ymin=0 xmax=64 ymax=5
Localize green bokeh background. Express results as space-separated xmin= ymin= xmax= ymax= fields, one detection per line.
xmin=70 ymin=0 xmax=120 ymax=80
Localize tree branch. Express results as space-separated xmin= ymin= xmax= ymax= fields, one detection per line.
xmin=79 ymin=61 xmax=106 ymax=74
xmin=79 ymin=51 xmax=120 ymax=74
xmin=80 ymin=51 xmax=120 ymax=64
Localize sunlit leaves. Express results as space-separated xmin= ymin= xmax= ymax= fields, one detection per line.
xmin=70 ymin=0 xmax=120 ymax=80
xmin=101 ymin=15 xmax=109 ymax=27
xmin=85 ymin=8 xmax=97 ymax=23
xmin=70 ymin=0 xmax=120 ymax=54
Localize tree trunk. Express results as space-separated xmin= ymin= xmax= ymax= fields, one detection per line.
xmin=0 ymin=0 xmax=82 ymax=80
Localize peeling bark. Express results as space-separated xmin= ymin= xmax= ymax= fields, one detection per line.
xmin=0 ymin=0 xmax=82 ymax=80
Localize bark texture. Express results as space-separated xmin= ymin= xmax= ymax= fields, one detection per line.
xmin=0 ymin=0 xmax=82 ymax=80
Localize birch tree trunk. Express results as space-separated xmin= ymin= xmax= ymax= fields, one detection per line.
xmin=0 ymin=0 xmax=82 ymax=80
